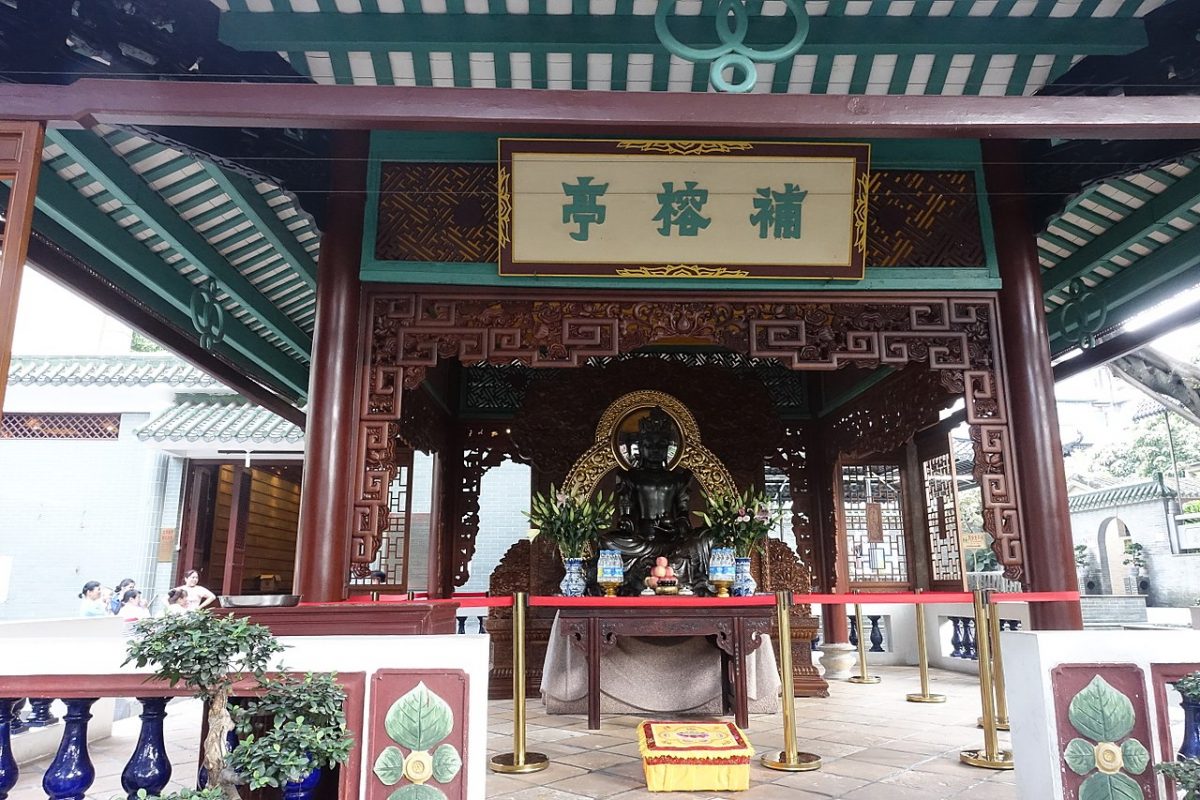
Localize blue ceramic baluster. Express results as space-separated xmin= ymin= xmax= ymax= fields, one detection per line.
xmin=867 ymin=615 xmax=885 ymax=652
xmin=0 ymin=699 xmax=20 ymax=800
xmin=42 ymin=698 xmax=97 ymax=800
xmin=284 ymin=766 xmax=321 ymax=800
xmin=26 ymin=699 xmax=59 ymax=728
xmin=964 ymin=619 xmax=977 ymax=660
xmin=456 ymin=616 xmax=466 ymax=634
xmin=848 ymin=614 xmax=857 ymax=647
xmin=1179 ymin=695 xmax=1200 ymax=760
xmin=8 ymin=701 xmax=25 ymax=736
xmin=121 ymin=698 xmax=172 ymax=799
xmin=949 ymin=617 xmax=963 ymax=658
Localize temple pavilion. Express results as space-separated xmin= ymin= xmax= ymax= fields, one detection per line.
xmin=2 ymin=1 xmax=1200 ymax=798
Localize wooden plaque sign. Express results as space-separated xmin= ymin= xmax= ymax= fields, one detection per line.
xmin=497 ymin=138 xmax=870 ymax=280
xmin=866 ymin=502 xmax=884 ymax=543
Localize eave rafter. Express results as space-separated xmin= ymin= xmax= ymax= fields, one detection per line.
xmin=29 ymin=166 xmax=310 ymax=401
xmin=218 ymin=12 xmax=1145 ymax=59
xmin=1041 ymin=164 xmax=1200 ymax=302
xmin=197 ymin=163 xmax=318 ymax=290
xmin=45 ymin=129 xmax=315 ymax=359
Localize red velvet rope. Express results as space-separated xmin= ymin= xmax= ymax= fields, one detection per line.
xmin=331 ymin=589 xmax=1078 ymax=609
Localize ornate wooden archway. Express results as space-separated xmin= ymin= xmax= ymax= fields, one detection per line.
xmin=354 ymin=288 xmax=1024 ymax=587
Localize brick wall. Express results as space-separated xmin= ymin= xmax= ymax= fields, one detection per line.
xmin=0 ymin=413 xmax=183 ymax=620
xmin=1071 ymin=500 xmax=1200 ymax=608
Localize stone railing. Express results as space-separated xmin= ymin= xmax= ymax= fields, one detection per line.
xmin=0 ymin=627 xmax=490 ymax=800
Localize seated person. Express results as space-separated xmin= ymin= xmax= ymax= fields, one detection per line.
xmin=596 ymin=407 xmax=712 ymax=594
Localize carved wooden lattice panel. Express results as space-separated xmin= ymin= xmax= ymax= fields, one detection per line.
xmin=356 ymin=290 xmax=1025 ymax=584
xmin=842 ymin=463 xmax=909 ymax=586
xmin=0 ymin=412 xmax=120 ymax=439
xmin=348 ymin=449 xmax=414 ymax=588
xmin=922 ymin=450 xmax=964 ymax=586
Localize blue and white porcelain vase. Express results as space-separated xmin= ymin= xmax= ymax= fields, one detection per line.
xmin=732 ymin=557 xmax=757 ymax=597
xmin=1180 ymin=695 xmax=1200 ymax=760
xmin=560 ymin=557 xmax=587 ymax=597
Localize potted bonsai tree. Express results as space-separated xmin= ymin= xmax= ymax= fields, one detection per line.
xmin=1156 ymin=759 xmax=1200 ymax=800
xmin=228 ymin=671 xmax=353 ymax=798
xmin=125 ymin=611 xmax=352 ymax=800
xmin=526 ymin=483 xmax=615 ymax=596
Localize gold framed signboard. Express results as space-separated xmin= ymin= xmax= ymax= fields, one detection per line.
xmin=497 ymin=138 xmax=870 ymax=280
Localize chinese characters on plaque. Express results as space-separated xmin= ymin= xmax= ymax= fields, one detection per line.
xmin=499 ymin=139 xmax=870 ymax=279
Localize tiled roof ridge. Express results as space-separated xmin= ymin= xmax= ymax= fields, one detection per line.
xmin=1068 ymin=475 xmax=1200 ymax=512
xmin=8 ymin=354 xmax=221 ymax=388
xmin=136 ymin=395 xmax=303 ymax=445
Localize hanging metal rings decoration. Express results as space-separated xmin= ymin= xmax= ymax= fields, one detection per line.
xmin=1058 ymin=277 xmax=1108 ymax=350
xmin=189 ymin=276 xmax=227 ymax=350
xmin=654 ymin=0 xmax=810 ymax=93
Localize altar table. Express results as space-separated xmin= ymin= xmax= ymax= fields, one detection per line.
xmin=556 ymin=604 xmax=775 ymax=730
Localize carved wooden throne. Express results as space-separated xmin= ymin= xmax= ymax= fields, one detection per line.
xmin=486 ymin=389 xmax=829 ymax=699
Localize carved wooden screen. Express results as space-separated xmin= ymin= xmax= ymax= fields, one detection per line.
xmin=841 ymin=462 xmax=910 ymax=587
xmin=922 ymin=445 xmax=966 ymax=590
xmin=348 ymin=447 xmax=414 ymax=591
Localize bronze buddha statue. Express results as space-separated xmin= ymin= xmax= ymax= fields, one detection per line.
xmin=595 ymin=406 xmax=713 ymax=595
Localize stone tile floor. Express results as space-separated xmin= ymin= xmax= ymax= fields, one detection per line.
xmin=485 ymin=666 xmax=1016 ymax=800
xmin=9 ymin=666 xmax=1016 ymax=800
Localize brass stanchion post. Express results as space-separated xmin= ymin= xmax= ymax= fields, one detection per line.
xmin=985 ymin=590 xmax=1010 ymax=730
xmin=847 ymin=603 xmax=880 ymax=684
xmin=762 ymin=592 xmax=821 ymax=772
xmin=906 ymin=591 xmax=945 ymax=704
xmin=960 ymin=590 xmax=1013 ymax=770
xmin=490 ymin=592 xmax=549 ymax=774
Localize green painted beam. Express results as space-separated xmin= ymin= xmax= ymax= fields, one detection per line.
xmin=33 ymin=165 xmax=310 ymax=399
xmin=1048 ymin=224 xmax=1200 ymax=353
xmin=219 ymin=12 xmax=1146 ymax=59
xmin=49 ymin=129 xmax=314 ymax=359
xmin=1042 ymin=168 xmax=1200 ymax=300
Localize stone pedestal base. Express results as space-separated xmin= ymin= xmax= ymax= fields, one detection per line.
xmin=818 ymin=643 xmax=857 ymax=681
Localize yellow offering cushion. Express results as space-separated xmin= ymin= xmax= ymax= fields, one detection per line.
xmin=637 ymin=721 xmax=754 ymax=792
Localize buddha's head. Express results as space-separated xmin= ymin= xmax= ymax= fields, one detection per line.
xmin=634 ymin=407 xmax=675 ymax=469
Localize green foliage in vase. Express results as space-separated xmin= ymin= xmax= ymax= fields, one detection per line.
xmin=698 ymin=488 xmax=781 ymax=557
xmin=372 ymin=682 xmax=463 ymax=800
xmin=228 ymin=672 xmax=354 ymax=789
xmin=1157 ymin=759 xmax=1200 ymax=800
xmin=124 ymin=612 xmax=351 ymax=798
xmin=526 ymin=484 xmax=615 ymax=560
xmin=133 ymin=789 xmax=226 ymax=800
xmin=1175 ymin=671 xmax=1200 ymax=701
xmin=125 ymin=612 xmax=284 ymax=799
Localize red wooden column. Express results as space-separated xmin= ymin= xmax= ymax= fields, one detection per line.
xmin=294 ymin=131 xmax=369 ymax=603
xmin=983 ymin=140 xmax=1083 ymax=631
xmin=0 ymin=122 xmax=45 ymax=421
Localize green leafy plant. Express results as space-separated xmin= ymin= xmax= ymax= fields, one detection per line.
xmin=1183 ymin=500 xmax=1200 ymax=515
xmin=1075 ymin=544 xmax=1091 ymax=570
xmin=1157 ymin=758 xmax=1200 ymax=800
xmin=372 ymin=682 xmax=463 ymax=800
xmin=1062 ymin=676 xmax=1151 ymax=800
xmin=526 ymin=484 xmax=615 ymax=560
xmin=698 ymin=488 xmax=781 ymax=557
xmin=1123 ymin=541 xmax=1148 ymax=571
xmin=1174 ymin=671 xmax=1200 ymax=701
xmin=133 ymin=789 xmax=226 ymax=800
xmin=229 ymin=672 xmax=354 ymax=789
xmin=125 ymin=611 xmax=284 ymax=799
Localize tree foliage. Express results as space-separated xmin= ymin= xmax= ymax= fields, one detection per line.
xmin=1087 ymin=414 xmax=1200 ymax=481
